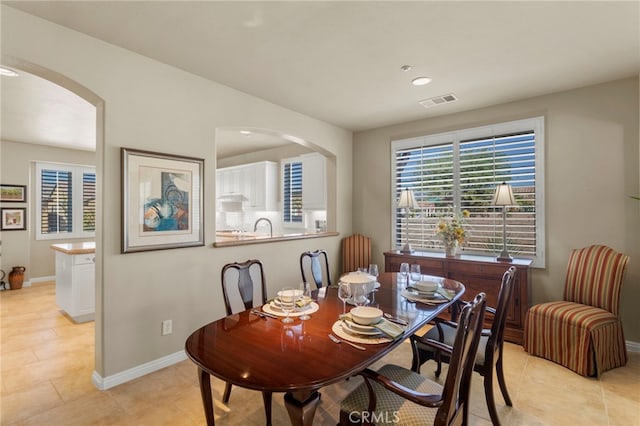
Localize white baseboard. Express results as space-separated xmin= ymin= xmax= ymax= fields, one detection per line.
xmin=30 ymin=275 xmax=56 ymax=283
xmin=627 ymin=340 xmax=640 ymax=353
xmin=92 ymin=350 xmax=187 ymax=390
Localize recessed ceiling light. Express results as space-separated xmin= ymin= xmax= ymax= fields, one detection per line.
xmin=0 ymin=67 xmax=19 ymax=77
xmin=240 ymin=130 xmax=251 ymax=136
xmin=400 ymin=65 xmax=412 ymax=72
xmin=412 ymin=77 xmax=432 ymax=86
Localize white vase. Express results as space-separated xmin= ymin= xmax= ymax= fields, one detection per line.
xmin=445 ymin=242 xmax=457 ymax=257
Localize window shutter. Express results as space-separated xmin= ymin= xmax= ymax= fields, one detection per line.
xmin=41 ymin=169 xmax=73 ymax=234
xmin=283 ymin=161 xmax=303 ymax=223
xmin=83 ymin=172 xmax=96 ymax=232
xmin=392 ymin=117 xmax=543 ymax=266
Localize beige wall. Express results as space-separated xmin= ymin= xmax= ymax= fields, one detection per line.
xmin=353 ymin=77 xmax=640 ymax=342
xmin=2 ymin=6 xmax=353 ymax=378
xmin=0 ymin=141 xmax=95 ymax=279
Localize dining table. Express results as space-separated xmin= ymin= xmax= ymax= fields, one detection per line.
xmin=185 ymin=272 xmax=465 ymax=426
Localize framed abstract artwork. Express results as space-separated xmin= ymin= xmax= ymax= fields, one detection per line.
xmin=121 ymin=148 xmax=204 ymax=253
xmin=1 ymin=207 xmax=26 ymax=231
xmin=1 ymin=184 xmax=27 ymax=202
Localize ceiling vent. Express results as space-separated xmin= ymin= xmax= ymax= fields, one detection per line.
xmin=419 ymin=93 xmax=458 ymax=109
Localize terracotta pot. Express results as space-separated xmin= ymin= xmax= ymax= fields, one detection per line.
xmin=8 ymin=266 xmax=26 ymax=290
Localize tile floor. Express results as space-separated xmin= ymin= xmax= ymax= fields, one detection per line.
xmin=1 ymin=282 xmax=639 ymax=425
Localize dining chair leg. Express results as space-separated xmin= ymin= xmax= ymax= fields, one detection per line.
xmin=410 ymin=337 xmax=422 ymax=373
xmin=496 ymin=357 xmax=513 ymax=406
xmin=222 ymin=382 xmax=232 ymax=404
xmin=262 ymin=391 xmax=273 ymax=426
xmin=484 ymin=373 xmax=501 ymax=426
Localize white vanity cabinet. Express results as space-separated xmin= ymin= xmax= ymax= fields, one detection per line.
xmin=51 ymin=242 xmax=95 ymax=323
xmin=217 ymin=161 xmax=277 ymax=211
xmin=301 ymin=153 xmax=327 ymax=210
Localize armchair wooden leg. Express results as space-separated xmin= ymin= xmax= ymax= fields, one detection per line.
xmin=222 ymin=382 xmax=232 ymax=404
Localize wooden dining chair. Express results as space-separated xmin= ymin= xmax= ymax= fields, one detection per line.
xmin=342 ymin=234 xmax=371 ymax=273
xmin=300 ymin=249 xmax=332 ymax=289
xmin=524 ymin=245 xmax=629 ymax=377
xmin=339 ymin=293 xmax=486 ymax=426
xmin=220 ymin=259 xmax=273 ymax=425
xmin=410 ymin=266 xmax=516 ymax=426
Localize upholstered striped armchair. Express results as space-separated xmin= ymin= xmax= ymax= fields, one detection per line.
xmin=524 ymin=245 xmax=629 ymax=377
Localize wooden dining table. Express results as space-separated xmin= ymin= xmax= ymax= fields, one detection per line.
xmin=185 ymin=272 xmax=465 ymax=426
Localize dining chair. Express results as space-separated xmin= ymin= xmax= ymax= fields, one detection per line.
xmin=410 ymin=266 xmax=517 ymax=426
xmin=220 ymin=259 xmax=273 ymax=425
xmin=339 ymin=293 xmax=487 ymax=426
xmin=300 ymin=249 xmax=332 ymax=289
xmin=524 ymin=245 xmax=629 ymax=377
xmin=341 ymin=234 xmax=371 ymax=273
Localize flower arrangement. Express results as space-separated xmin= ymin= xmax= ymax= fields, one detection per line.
xmin=436 ymin=209 xmax=470 ymax=247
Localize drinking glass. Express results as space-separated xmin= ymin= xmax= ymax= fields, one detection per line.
xmin=337 ymin=281 xmax=352 ymax=314
xmin=368 ymin=264 xmax=379 ymax=305
xmin=368 ymin=264 xmax=379 ymax=280
xmin=399 ymin=262 xmax=410 ymax=286
xmin=278 ymin=287 xmax=296 ymax=324
xmin=410 ymin=264 xmax=421 ymax=283
xmin=298 ymin=282 xmax=311 ymax=321
xmin=352 ymin=282 xmax=369 ymax=307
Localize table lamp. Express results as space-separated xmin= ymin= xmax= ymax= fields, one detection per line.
xmin=491 ymin=182 xmax=516 ymax=261
xmin=397 ymin=188 xmax=418 ymax=253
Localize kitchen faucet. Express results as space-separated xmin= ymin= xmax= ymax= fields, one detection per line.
xmin=253 ymin=217 xmax=273 ymax=237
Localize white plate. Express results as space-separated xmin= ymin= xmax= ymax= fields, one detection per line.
xmin=342 ymin=317 xmax=383 ymax=333
xmin=262 ymin=302 xmax=319 ymax=317
xmin=341 ymin=321 xmax=384 ymax=336
xmin=401 ymin=289 xmax=449 ymax=304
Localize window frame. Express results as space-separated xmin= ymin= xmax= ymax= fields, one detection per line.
xmin=35 ymin=161 xmax=96 ymax=240
xmin=391 ymin=116 xmax=545 ymax=267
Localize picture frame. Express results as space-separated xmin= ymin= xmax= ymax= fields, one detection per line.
xmin=121 ymin=148 xmax=204 ymax=253
xmin=1 ymin=207 xmax=27 ymax=231
xmin=1 ymin=184 xmax=27 ymax=203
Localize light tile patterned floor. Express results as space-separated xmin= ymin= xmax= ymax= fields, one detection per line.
xmin=1 ymin=282 xmax=639 ymax=425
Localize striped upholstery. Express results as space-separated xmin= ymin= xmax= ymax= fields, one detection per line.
xmin=342 ymin=234 xmax=372 ymax=273
xmin=524 ymin=245 xmax=629 ymax=377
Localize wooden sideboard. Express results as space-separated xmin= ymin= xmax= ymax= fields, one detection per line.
xmin=384 ymin=250 xmax=532 ymax=345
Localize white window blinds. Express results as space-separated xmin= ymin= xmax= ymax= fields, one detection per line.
xmin=392 ymin=117 xmax=545 ymax=267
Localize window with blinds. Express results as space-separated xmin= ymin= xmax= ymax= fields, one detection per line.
xmin=282 ymin=160 xmax=303 ymax=224
xmin=35 ymin=162 xmax=96 ymax=240
xmin=392 ymin=117 xmax=545 ymax=267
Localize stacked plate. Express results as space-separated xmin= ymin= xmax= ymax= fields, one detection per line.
xmin=340 ymin=317 xmax=385 ymax=337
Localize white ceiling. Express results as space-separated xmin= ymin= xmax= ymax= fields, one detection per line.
xmin=2 ymin=1 xmax=639 ymax=153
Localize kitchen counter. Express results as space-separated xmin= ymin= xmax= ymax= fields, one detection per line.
xmin=50 ymin=241 xmax=95 ymax=255
xmin=51 ymin=242 xmax=95 ymax=323
xmin=214 ymin=231 xmax=339 ymax=247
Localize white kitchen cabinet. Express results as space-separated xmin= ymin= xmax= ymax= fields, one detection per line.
xmin=301 ymin=153 xmax=327 ymax=210
xmin=217 ymin=161 xmax=277 ymax=211
xmin=51 ymin=242 xmax=95 ymax=323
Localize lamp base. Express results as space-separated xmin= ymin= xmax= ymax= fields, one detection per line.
xmin=496 ymin=249 xmax=512 ymax=262
xmin=400 ymin=243 xmax=414 ymax=254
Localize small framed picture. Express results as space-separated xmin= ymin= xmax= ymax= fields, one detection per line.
xmin=1 ymin=207 xmax=26 ymax=231
xmin=121 ymin=148 xmax=204 ymax=253
xmin=1 ymin=184 xmax=27 ymax=203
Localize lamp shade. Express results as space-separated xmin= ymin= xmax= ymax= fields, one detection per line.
xmin=491 ymin=182 xmax=516 ymax=206
xmin=397 ymin=188 xmax=418 ymax=209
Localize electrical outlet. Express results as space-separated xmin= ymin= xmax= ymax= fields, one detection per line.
xmin=161 ymin=319 xmax=172 ymax=336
